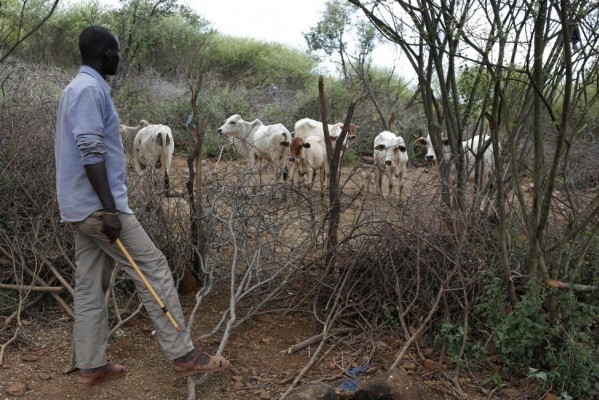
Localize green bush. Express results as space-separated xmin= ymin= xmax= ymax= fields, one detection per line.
xmin=475 ymin=278 xmax=599 ymax=399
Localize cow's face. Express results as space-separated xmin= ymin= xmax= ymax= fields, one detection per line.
xmin=377 ymin=139 xmax=407 ymax=167
xmin=415 ymin=134 xmax=437 ymax=164
xmin=288 ymin=137 xmax=309 ymax=163
xmin=217 ymin=114 xmax=242 ymax=137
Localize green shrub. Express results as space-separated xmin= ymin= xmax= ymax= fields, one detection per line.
xmin=475 ymin=278 xmax=599 ymax=399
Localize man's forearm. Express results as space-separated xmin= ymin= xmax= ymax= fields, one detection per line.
xmin=84 ymin=162 xmax=117 ymax=212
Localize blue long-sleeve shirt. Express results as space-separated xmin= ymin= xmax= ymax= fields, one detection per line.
xmin=55 ymin=66 xmax=132 ymax=222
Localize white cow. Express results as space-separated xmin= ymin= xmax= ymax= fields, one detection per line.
xmin=294 ymin=118 xmax=359 ymax=178
xmin=415 ymin=134 xmax=499 ymax=211
xmin=120 ymin=119 xmax=149 ymax=155
xmin=288 ymin=135 xmax=329 ymax=196
xmin=415 ymin=134 xmax=496 ymax=187
xmin=373 ymin=131 xmax=409 ymax=199
xmin=217 ymin=114 xmax=291 ymax=183
xmin=294 ymin=118 xmax=358 ymax=150
xmin=132 ymin=124 xmax=174 ymax=191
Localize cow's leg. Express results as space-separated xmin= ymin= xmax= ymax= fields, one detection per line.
xmin=479 ymin=170 xmax=494 ymax=214
xmin=321 ymin=168 xmax=329 ymax=198
xmin=308 ymin=169 xmax=315 ymax=192
xmin=397 ymin=167 xmax=405 ymax=202
xmin=133 ymin=158 xmax=144 ymax=176
xmin=164 ymin=171 xmax=170 ymax=193
xmin=250 ymin=155 xmax=260 ymax=193
xmin=375 ymin=166 xmax=383 ymax=196
xmin=288 ymin=163 xmax=297 ymax=185
xmin=163 ymin=151 xmax=172 ymax=195
xmin=387 ymin=166 xmax=395 ymax=197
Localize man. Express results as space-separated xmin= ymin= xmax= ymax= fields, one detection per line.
xmin=55 ymin=25 xmax=229 ymax=389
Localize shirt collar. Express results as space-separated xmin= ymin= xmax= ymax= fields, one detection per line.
xmin=79 ymin=65 xmax=111 ymax=94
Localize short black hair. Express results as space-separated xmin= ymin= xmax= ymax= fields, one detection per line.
xmin=79 ymin=25 xmax=118 ymax=63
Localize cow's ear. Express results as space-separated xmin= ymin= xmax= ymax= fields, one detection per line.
xmin=348 ymin=134 xmax=357 ymax=142
xmin=280 ymin=141 xmax=289 ymax=147
xmin=156 ymin=132 xmax=163 ymax=146
xmin=303 ymin=143 xmax=311 ymax=149
xmin=140 ymin=120 xmax=149 ymax=127
xmin=415 ymin=137 xmax=428 ymax=147
xmin=375 ymin=144 xmax=385 ymax=151
xmin=442 ymin=138 xmax=450 ymax=146
xmin=398 ymin=145 xmax=407 ymax=152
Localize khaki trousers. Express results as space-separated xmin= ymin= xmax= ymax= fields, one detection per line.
xmin=73 ymin=211 xmax=193 ymax=369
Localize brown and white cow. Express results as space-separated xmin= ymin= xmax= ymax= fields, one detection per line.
xmin=288 ymin=135 xmax=329 ymax=197
xmin=294 ymin=118 xmax=359 ymax=177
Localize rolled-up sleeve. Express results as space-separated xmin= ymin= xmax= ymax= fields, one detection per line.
xmin=70 ymin=86 xmax=107 ymax=165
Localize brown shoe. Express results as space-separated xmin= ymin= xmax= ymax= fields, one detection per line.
xmin=78 ymin=363 xmax=128 ymax=388
xmin=173 ymin=349 xmax=230 ymax=377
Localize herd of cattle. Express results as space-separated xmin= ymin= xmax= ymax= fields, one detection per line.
xmin=120 ymin=115 xmax=498 ymax=199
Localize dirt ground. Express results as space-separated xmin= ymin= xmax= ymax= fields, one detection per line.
xmin=0 ymin=155 xmax=545 ymax=400
xmin=0 ymin=289 xmax=539 ymax=400
xmin=0 ymin=291 xmax=320 ymax=400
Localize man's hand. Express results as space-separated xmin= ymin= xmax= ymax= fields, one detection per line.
xmin=101 ymin=213 xmax=122 ymax=243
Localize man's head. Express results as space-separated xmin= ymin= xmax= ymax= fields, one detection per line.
xmin=79 ymin=25 xmax=120 ymax=77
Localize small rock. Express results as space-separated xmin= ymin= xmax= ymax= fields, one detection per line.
xmin=21 ymin=354 xmax=38 ymax=362
xmin=287 ymin=382 xmax=338 ymax=400
xmin=259 ymin=389 xmax=271 ymax=399
xmin=355 ymin=370 xmax=430 ymax=400
xmin=38 ymin=373 xmax=52 ymax=380
xmin=327 ymin=362 xmax=336 ymax=371
xmin=502 ymin=388 xmax=519 ymax=398
xmin=403 ymin=362 xmax=417 ymax=370
xmin=544 ymin=393 xmax=558 ymax=400
xmin=7 ymin=382 xmax=27 ymax=396
xmin=423 ymin=359 xmax=437 ymax=372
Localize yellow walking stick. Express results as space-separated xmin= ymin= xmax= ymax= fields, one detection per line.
xmin=115 ymin=238 xmax=181 ymax=331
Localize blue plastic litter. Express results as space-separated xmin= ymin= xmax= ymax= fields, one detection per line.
xmin=340 ymin=365 xmax=370 ymax=392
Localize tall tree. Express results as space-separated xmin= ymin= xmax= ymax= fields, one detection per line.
xmin=304 ymin=0 xmax=354 ymax=81
xmin=0 ymin=0 xmax=60 ymax=64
